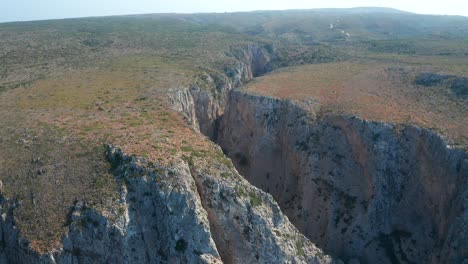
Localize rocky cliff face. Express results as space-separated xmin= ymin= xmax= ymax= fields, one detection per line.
xmin=167 ymin=44 xmax=467 ymax=264
xmin=0 ymin=145 xmax=337 ymax=263
xmin=0 ymin=43 xmax=339 ymax=264
xmin=0 ymin=146 xmax=222 ymax=264
xmin=169 ymin=44 xmax=273 ymax=139
xmin=214 ymin=90 xmax=467 ymax=264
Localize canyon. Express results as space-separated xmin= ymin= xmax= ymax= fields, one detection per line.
xmin=170 ymin=45 xmax=467 ymax=263
xmin=215 ymin=92 xmax=466 ymax=263
xmin=0 ymin=9 xmax=467 ymax=264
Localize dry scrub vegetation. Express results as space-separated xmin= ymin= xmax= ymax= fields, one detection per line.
xmin=0 ymin=15 xmax=264 ymax=251
xmin=0 ymin=60 xmax=229 ymax=251
xmin=243 ymin=60 xmax=468 ymax=147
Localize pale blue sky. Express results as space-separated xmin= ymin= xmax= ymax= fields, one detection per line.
xmin=1 ymin=0 xmax=467 ymax=23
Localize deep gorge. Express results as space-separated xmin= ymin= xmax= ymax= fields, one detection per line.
xmin=173 ymin=45 xmax=468 ymax=264
xmin=213 ymin=91 xmax=466 ymax=264
xmin=1 ymin=10 xmax=468 ymax=264
xmin=0 ymin=44 xmax=464 ymax=264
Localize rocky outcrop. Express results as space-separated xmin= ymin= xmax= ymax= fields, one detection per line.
xmin=0 ymin=147 xmax=223 ymax=263
xmin=214 ymin=90 xmax=467 ymax=264
xmin=0 ymin=145 xmax=338 ymax=263
xmin=168 ymin=88 xmax=200 ymax=132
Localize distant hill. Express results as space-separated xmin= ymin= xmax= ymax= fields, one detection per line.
xmin=300 ymin=7 xmax=410 ymax=14
xmin=173 ymin=8 xmax=468 ymax=41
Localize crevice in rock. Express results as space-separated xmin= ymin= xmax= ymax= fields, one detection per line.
xmin=101 ymin=146 xmax=224 ymax=263
xmin=186 ymin=163 xmax=232 ymax=264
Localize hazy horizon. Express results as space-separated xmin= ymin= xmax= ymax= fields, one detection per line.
xmin=1 ymin=0 xmax=468 ymax=23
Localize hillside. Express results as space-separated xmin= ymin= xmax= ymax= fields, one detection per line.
xmin=0 ymin=8 xmax=466 ymax=264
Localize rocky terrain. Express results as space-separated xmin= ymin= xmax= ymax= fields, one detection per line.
xmin=0 ymin=7 xmax=467 ymax=264
xmin=214 ymin=91 xmax=466 ymax=263
xmin=0 ymin=144 xmax=335 ymax=263
xmin=168 ymin=41 xmax=467 ymax=263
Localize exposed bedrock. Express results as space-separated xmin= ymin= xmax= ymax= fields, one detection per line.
xmin=169 ymin=44 xmax=273 ymax=139
xmin=0 ymin=44 xmax=339 ymax=264
xmin=212 ymin=90 xmax=467 ymax=264
xmin=0 ymin=147 xmax=223 ymax=264
xmin=0 ymin=145 xmax=337 ymax=263
xmin=168 ymin=44 xmax=467 ymax=264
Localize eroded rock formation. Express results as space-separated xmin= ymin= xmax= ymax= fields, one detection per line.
xmin=169 ymin=44 xmax=273 ymax=139
xmin=214 ymin=91 xmax=467 ymax=264
xmin=167 ymin=44 xmax=467 ymax=263
xmin=0 ymin=146 xmax=337 ymax=263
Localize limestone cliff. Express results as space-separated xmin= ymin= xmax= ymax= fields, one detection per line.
xmin=166 ymin=43 xmax=467 ymax=264
xmin=214 ymin=90 xmax=467 ymax=264
xmin=0 ymin=146 xmax=222 ymax=263
xmin=0 ymin=145 xmax=337 ymax=264
xmin=168 ymin=44 xmax=273 ymax=139
xmin=0 ymin=43 xmax=340 ymax=264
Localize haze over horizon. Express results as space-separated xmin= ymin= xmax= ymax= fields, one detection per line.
xmin=1 ymin=0 xmax=468 ymax=23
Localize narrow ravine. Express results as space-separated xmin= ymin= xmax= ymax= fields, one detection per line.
xmin=171 ymin=44 xmax=467 ymax=264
